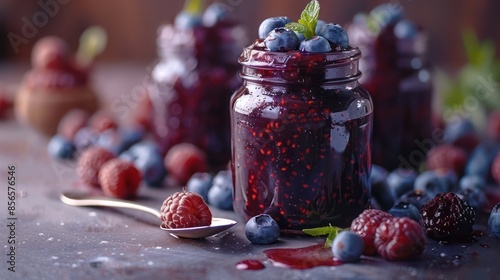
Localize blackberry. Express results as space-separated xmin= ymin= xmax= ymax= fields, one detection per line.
xmin=420 ymin=192 xmax=475 ymax=241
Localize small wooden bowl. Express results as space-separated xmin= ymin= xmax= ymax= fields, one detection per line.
xmin=15 ymin=86 xmax=100 ymax=136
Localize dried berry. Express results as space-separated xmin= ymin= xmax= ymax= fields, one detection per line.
xmin=420 ymin=192 xmax=475 ymax=241
xmin=160 ymin=190 xmax=212 ymax=229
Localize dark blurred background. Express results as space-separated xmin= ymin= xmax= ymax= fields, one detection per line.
xmin=0 ymin=0 xmax=498 ymax=71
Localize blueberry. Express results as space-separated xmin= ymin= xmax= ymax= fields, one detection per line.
xmin=96 ymin=128 xmax=144 ymax=155
xmin=457 ymin=187 xmax=486 ymax=214
xmin=175 ymin=11 xmax=202 ymax=30
xmin=299 ymin=36 xmax=332 ymax=53
xmin=264 ymin=28 xmax=300 ymax=52
xmin=443 ymin=117 xmax=475 ymax=144
xmin=316 ymin=23 xmax=349 ymax=49
xmin=120 ymin=141 xmax=166 ymax=187
xmin=258 ymin=16 xmax=291 ymax=39
xmin=413 ymin=170 xmax=449 ymax=197
xmin=74 ymin=127 xmax=99 ymax=151
xmin=370 ymin=3 xmax=403 ymax=26
xmin=459 ymin=175 xmax=486 ymax=191
xmin=397 ymin=189 xmax=432 ymax=210
xmin=465 ymin=141 xmax=500 ymax=181
xmin=332 ymin=231 xmax=364 ymax=262
xmin=207 ymin=170 xmax=233 ymax=210
xmin=294 ymin=31 xmax=306 ymax=41
xmin=245 ymin=214 xmax=280 ymax=245
xmin=387 ymin=168 xmax=418 ymax=199
xmin=47 ymin=135 xmax=75 ymax=160
xmin=315 ymin=19 xmax=327 ymax=34
xmin=370 ymin=165 xmax=395 ymax=211
xmin=394 ymin=19 xmax=417 ymax=39
xmin=440 ymin=170 xmax=459 ymax=193
xmin=388 ymin=202 xmax=421 ymax=222
xmin=186 ymin=172 xmax=213 ymax=202
xmin=202 ymin=3 xmax=230 ymax=27
xmin=488 ymin=203 xmax=500 ymax=238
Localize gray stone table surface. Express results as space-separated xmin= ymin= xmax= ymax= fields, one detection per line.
xmin=1 ymin=64 xmax=500 ymax=280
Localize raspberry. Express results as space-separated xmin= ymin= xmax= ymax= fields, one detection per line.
xmin=99 ymin=158 xmax=142 ymax=199
xmin=164 ymin=143 xmax=209 ymax=185
xmin=89 ymin=111 xmax=118 ymax=133
xmin=77 ymin=146 xmax=115 ymax=187
xmin=351 ymin=209 xmax=393 ymax=256
xmin=374 ymin=217 xmax=426 ymax=261
xmin=160 ymin=190 xmax=212 ymax=229
xmin=426 ymin=144 xmax=467 ymax=175
xmin=420 ymin=192 xmax=475 ymax=241
xmin=487 ymin=111 xmax=500 ymax=141
xmin=57 ymin=109 xmax=90 ymax=140
xmin=0 ymin=91 xmax=12 ymax=119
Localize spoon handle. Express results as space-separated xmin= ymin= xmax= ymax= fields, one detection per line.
xmin=60 ymin=192 xmax=161 ymax=219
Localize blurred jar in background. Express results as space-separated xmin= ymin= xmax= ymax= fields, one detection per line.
xmin=348 ymin=3 xmax=433 ymax=171
xmin=147 ymin=3 xmax=247 ymax=166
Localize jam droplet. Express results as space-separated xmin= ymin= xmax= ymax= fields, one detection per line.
xmin=236 ymin=259 xmax=265 ymax=270
xmin=263 ymin=244 xmax=343 ymax=269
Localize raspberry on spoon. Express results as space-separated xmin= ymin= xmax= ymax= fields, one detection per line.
xmin=160 ymin=190 xmax=212 ymax=229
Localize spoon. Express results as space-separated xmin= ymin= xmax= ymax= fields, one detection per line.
xmin=60 ymin=192 xmax=237 ymax=239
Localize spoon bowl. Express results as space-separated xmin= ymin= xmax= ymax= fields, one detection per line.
xmin=60 ymin=191 xmax=237 ymax=239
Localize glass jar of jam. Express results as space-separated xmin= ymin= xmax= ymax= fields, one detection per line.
xmin=148 ymin=19 xmax=246 ymax=166
xmin=349 ymin=10 xmax=433 ymax=170
xmin=230 ymin=41 xmax=373 ymax=232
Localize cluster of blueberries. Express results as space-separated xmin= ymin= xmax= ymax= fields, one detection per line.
xmin=370 ymin=116 xmax=500 ymax=239
xmin=259 ymin=17 xmax=349 ymax=52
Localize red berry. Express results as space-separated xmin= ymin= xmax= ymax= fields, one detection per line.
xmin=487 ymin=111 xmax=500 ymax=141
xmin=160 ymin=190 xmax=212 ymax=229
xmin=351 ymin=209 xmax=393 ymax=256
xmin=426 ymin=144 xmax=467 ymax=175
xmin=89 ymin=111 xmax=118 ymax=133
xmin=77 ymin=146 xmax=115 ymax=187
xmin=491 ymin=152 xmax=500 ymax=185
xmin=0 ymin=91 xmax=12 ymax=119
xmin=374 ymin=217 xmax=426 ymax=261
xmin=129 ymin=88 xmax=152 ymax=130
xmin=420 ymin=192 xmax=475 ymax=241
xmin=57 ymin=109 xmax=90 ymax=140
xmin=31 ymin=36 xmax=69 ymax=69
xmin=99 ymin=158 xmax=142 ymax=199
xmin=164 ymin=143 xmax=209 ymax=185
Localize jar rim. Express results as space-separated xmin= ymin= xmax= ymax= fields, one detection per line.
xmin=238 ymin=42 xmax=362 ymax=69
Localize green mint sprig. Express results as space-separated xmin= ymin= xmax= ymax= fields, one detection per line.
xmin=285 ymin=0 xmax=320 ymax=39
xmin=302 ymin=224 xmax=346 ymax=247
xmin=76 ymin=26 xmax=107 ymax=66
xmin=183 ymin=0 xmax=204 ymax=15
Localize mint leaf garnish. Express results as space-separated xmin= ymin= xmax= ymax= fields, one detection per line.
xmin=302 ymin=224 xmax=346 ymax=247
xmin=184 ymin=0 xmax=204 ymax=15
xmin=285 ymin=0 xmax=320 ymax=39
xmin=76 ymin=26 xmax=107 ymax=66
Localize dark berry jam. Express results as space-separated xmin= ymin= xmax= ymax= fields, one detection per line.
xmin=148 ymin=21 xmax=247 ymax=166
xmin=349 ymin=20 xmax=433 ymax=170
xmin=231 ymin=43 xmax=373 ymax=232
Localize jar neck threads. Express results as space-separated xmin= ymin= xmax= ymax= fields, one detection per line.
xmin=239 ymin=43 xmax=362 ymax=85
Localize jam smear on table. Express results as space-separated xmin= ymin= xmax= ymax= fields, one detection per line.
xmin=263 ymin=244 xmax=343 ymax=269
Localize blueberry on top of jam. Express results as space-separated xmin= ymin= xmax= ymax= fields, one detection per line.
xmin=258 ymin=0 xmax=350 ymax=53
